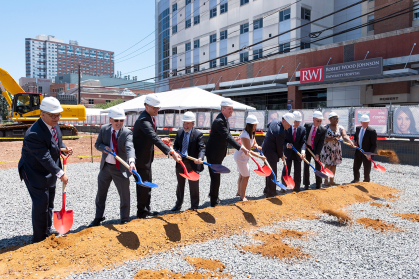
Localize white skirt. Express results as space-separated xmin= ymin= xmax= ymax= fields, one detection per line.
xmin=234 ymin=150 xmax=250 ymax=177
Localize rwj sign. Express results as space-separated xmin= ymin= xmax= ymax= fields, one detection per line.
xmin=300 ymin=66 xmax=324 ymax=83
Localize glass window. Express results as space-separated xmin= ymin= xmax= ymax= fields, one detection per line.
xmin=172 ymin=69 xmax=177 ymax=76
xmin=210 ymin=60 xmax=216 ymax=68
xmin=240 ymin=52 xmax=248 ymax=62
xmin=240 ymin=23 xmax=249 ymax=34
xmin=240 ymin=0 xmax=249 ymax=5
xmin=210 ymin=34 xmax=217 ymax=43
xmin=253 ymin=49 xmax=263 ymax=60
xmin=301 ymin=8 xmax=311 ymax=20
xmin=254 ymin=18 xmax=263 ymax=30
xmin=194 ymin=39 xmax=200 ymax=48
xmin=186 ymin=68 xmax=191 ymax=74
xmin=194 ymin=65 xmax=200 ymax=72
xmin=89 ymin=99 xmax=94 ymax=104
xmin=220 ymin=30 xmax=227 ymax=40
xmin=172 ymin=47 xmax=177 ymax=55
xmin=172 ymin=3 xmax=177 ymax=12
xmin=300 ymin=42 xmax=310 ymax=50
xmin=279 ymin=8 xmax=291 ymax=22
xmin=368 ymin=15 xmax=374 ymax=31
xmin=186 ymin=0 xmax=191 ymax=5
xmin=220 ymin=57 xmax=227 ymax=66
xmin=414 ymin=11 xmax=419 ymax=20
xmin=279 ymin=42 xmax=290 ymax=53
xmin=194 ymin=15 xmax=200 ymax=25
xmin=220 ymin=3 xmax=228 ymax=14
xmin=185 ymin=19 xmax=191 ymax=28
xmin=210 ymin=7 xmax=217 ymax=18
xmin=172 ymin=25 xmax=178 ymax=34
xmin=185 ymin=42 xmax=191 ymax=51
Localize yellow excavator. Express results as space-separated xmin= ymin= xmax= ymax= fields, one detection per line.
xmin=0 ymin=68 xmax=86 ymax=138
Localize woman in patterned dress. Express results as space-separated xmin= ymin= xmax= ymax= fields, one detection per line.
xmin=320 ymin=112 xmax=354 ymax=186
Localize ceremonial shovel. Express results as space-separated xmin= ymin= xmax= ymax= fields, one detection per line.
xmin=258 ymin=150 xmax=289 ymax=190
xmin=292 ymin=146 xmax=328 ymax=179
xmin=248 ymin=154 xmax=271 ymax=177
xmin=281 ymin=157 xmax=295 ymax=189
xmin=306 ymin=147 xmax=334 ymax=178
xmin=175 ymin=150 xmax=230 ymax=174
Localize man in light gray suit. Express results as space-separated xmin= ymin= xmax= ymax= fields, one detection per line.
xmin=89 ymin=107 xmax=136 ymax=226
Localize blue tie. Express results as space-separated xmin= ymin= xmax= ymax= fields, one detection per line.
xmin=182 ymin=132 xmax=189 ymax=156
xmin=359 ymin=128 xmax=364 ymax=149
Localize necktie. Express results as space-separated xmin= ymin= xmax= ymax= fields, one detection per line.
xmin=152 ymin=116 xmax=156 ymax=131
xmin=311 ymin=126 xmax=317 ymax=147
xmin=293 ymin=127 xmax=296 ymax=142
xmin=182 ymin=132 xmax=189 ymax=156
xmin=112 ymin=130 xmax=120 ymax=170
xmin=51 ymin=127 xmax=58 ymax=146
xmin=359 ymin=128 xmax=364 ymax=149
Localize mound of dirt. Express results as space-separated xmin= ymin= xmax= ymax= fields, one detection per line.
xmin=321 ymin=208 xmax=351 ymax=224
xmin=393 ymin=213 xmax=419 ymax=222
xmin=369 ymin=202 xmax=390 ymax=208
xmin=377 ymin=150 xmax=400 ymax=164
xmin=356 ymin=218 xmax=403 ymax=232
xmin=134 ymin=269 xmax=229 ymax=279
xmin=185 ymin=257 xmax=225 ymax=272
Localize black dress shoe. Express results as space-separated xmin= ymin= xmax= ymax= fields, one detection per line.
xmin=88 ymin=217 xmax=105 ymax=227
xmin=171 ymin=205 xmax=181 ymax=211
xmin=350 ymin=179 xmax=360 ymax=183
xmin=138 ymin=211 xmax=159 ymax=219
xmin=304 ymin=185 xmax=309 ymax=190
xmin=188 ymin=207 xmax=198 ymax=211
xmin=120 ymin=220 xmax=129 ymax=225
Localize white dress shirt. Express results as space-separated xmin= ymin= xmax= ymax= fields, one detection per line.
xmin=286 ymin=126 xmax=305 ymax=154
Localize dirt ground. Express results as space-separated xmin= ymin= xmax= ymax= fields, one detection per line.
xmin=0 ymin=132 xmax=169 ymax=170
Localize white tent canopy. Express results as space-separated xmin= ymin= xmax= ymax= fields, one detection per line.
xmin=100 ymin=87 xmax=256 ymax=113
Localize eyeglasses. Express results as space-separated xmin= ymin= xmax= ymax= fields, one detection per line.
xmin=46 ymin=113 xmax=62 ymax=119
xmin=112 ymin=119 xmax=124 ymax=122
xmin=147 ymin=104 xmax=160 ymax=110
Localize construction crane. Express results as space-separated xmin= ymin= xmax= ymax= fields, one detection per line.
xmin=0 ymin=68 xmax=86 ymax=138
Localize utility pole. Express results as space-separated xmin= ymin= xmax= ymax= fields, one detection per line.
xmin=78 ymin=64 xmax=81 ymax=105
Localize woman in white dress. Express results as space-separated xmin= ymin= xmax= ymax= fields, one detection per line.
xmin=234 ymin=115 xmax=265 ymax=201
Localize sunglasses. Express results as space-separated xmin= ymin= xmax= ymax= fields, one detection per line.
xmin=112 ymin=119 xmax=124 ymax=122
xmin=46 ymin=113 xmax=62 ymax=119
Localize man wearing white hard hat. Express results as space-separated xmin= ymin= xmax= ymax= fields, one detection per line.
xmin=303 ymin=111 xmax=326 ymax=190
xmin=206 ymin=98 xmax=250 ymax=207
xmin=283 ymin=111 xmax=306 ymax=192
xmin=18 ymin=97 xmax=73 ymax=243
xmin=262 ymin=112 xmax=294 ymax=197
xmin=352 ymin=114 xmax=377 ymax=183
xmin=89 ymin=107 xmax=136 ymax=227
xmin=171 ymin=111 xmax=205 ymax=211
xmin=132 ymin=94 xmax=182 ymax=218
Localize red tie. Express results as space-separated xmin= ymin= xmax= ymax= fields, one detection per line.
xmin=112 ymin=130 xmax=120 ymax=170
xmin=311 ymin=126 xmax=317 ymax=147
xmin=152 ymin=116 xmax=156 ymax=131
xmin=52 ymin=127 xmax=58 ymax=146
xmin=293 ymin=127 xmax=296 ymax=142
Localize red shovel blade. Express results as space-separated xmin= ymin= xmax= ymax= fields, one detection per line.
xmin=254 ymin=169 xmax=271 ymax=177
xmin=251 ymin=157 xmax=270 ymax=177
xmin=53 ymin=193 xmax=73 ymax=235
xmin=321 ymin=167 xmax=335 ymax=178
xmin=371 ymin=159 xmax=386 ymax=173
xmin=180 ymin=171 xmax=200 ymax=181
xmin=283 ymin=175 xmax=295 ymax=189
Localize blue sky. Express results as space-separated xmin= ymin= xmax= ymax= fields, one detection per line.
xmin=0 ymin=0 xmax=156 ymax=83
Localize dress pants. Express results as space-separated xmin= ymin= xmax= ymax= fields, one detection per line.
xmin=96 ymin=163 xmax=130 ymax=222
xmin=353 ymin=149 xmax=372 ymax=182
xmin=208 ymin=156 xmax=223 ymax=207
xmin=175 ymin=159 xmax=199 ymax=209
xmin=22 ymin=169 xmax=56 ymax=243
xmin=264 ymin=151 xmax=279 ymax=197
xmin=282 ymin=156 xmax=302 ymax=191
xmin=136 ymin=166 xmax=153 ymax=218
xmin=303 ymin=146 xmax=322 ymax=189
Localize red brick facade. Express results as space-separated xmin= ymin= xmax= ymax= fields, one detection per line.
xmin=374 ymin=81 xmax=411 ymax=96
xmin=374 ymin=0 xmax=413 ymax=35
xmin=50 ymin=83 xmax=76 ymax=94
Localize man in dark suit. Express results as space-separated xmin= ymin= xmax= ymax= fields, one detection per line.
xmin=132 ymin=94 xmax=181 ymax=218
xmin=262 ymin=113 xmax=295 ymax=197
xmin=351 ymin=114 xmax=377 ymax=183
xmin=303 ymin=111 xmax=326 ymax=190
xmin=171 ymin=112 xmax=205 ymax=211
xmin=283 ymin=111 xmax=306 ymax=192
xmin=206 ymin=98 xmax=249 ymax=207
xmin=18 ymin=97 xmax=73 ymax=243
xmin=89 ymin=107 xmax=136 ymax=227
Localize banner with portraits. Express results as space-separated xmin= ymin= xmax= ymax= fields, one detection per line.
xmin=174 ymin=113 xmax=183 ymax=128
xmin=354 ymin=108 xmax=388 ymax=135
xmin=164 ymin=114 xmax=174 ymax=127
xmin=157 ymin=114 xmax=164 ymax=128
xmin=248 ymin=111 xmax=266 ymax=130
xmin=197 ymin=112 xmax=211 ymax=128
xmin=321 ymin=108 xmax=350 ymax=132
xmin=228 ymin=111 xmax=245 ymax=130
xmin=392 ymin=106 xmax=419 ymax=136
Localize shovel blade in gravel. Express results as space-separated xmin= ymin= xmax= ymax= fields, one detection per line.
xmin=180 ymin=171 xmax=200 ymax=181
xmin=315 ymin=170 xmax=328 ymax=179
xmin=139 ymin=181 xmax=159 ymax=188
xmin=321 ymin=167 xmax=334 ymax=178
xmin=283 ymin=175 xmax=295 ymax=189
xmin=371 ymin=160 xmax=386 ymax=173
xmin=53 ymin=193 xmax=73 ymax=235
xmin=208 ymin=164 xmax=230 ymax=174
xmin=273 ymin=179 xmax=288 ymax=190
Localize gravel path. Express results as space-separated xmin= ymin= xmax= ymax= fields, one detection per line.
xmin=1 ymin=154 xmax=418 ymax=278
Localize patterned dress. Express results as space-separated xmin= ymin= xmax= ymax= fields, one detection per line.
xmin=320 ymin=124 xmax=345 ymax=166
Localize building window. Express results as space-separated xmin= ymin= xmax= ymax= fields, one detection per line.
xmin=301 ymin=8 xmax=311 ymax=20
xmin=220 ymin=57 xmax=227 ymax=66
xmin=106 ymin=100 xmax=111 ymax=103
xmin=172 ymin=47 xmax=177 ymax=55
xmin=186 ymin=0 xmax=191 ymax=5
xmin=240 ymin=23 xmax=249 ymax=34
xmin=194 ymin=15 xmax=200 ymax=25
xmin=240 ymin=0 xmax=249 ymax=6
xmin=279 ymin=42 xmax=290 ymax=53
xmin=172 ymin=3 xmax=177 ymax=12
xmin=300 ymin=42 xmax=310 ymax=50
xmin=194 ymin=65 xmax=200 ymax=72
xmin=186 ymin=19 xmax=191 ymax=29
xmin=414 ymin=11 xmax=419 ymax=20
xmin=253 ymin=49 xmax=263 ymax=60
xmin=210 ymin=7 xmax=217 ymax=18
xmin=240 ymin=52 xmax=249 ymax=62
xmin=220 ymin=30 xmax=228 ymax=40
xmin=172 ymin=25 xmax=178 ymax=34
xmin=254 ymin=18 xmax=263 ymax=30
xmin=210 ymin=34 xmax=217 ymax=43
xmin=172 ymin=69 xmax=177 ymax=76
xmin=280 ymin=8 xmax=291 ymax=22
xmin=89 ymin=99 xmax=94 ymax=104
xmin=194 ymin=39 xmax=200 ymax=48
xmin=220 ymin=2 xmax=228 ymax=14
xmin=210 ymin=60 xmax=216 ymax=68
xmin=368 ymin=15 xmax=374 ymax=31
xmin=186 ymin=68 xmax=191 ymax=74
xmin=185 ymin=42 xmax=191 ymax=51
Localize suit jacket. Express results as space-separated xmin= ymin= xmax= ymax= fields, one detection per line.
xmin=132 ymin=110 xmax=171 ymax=169
xmin=206 ymin=113 xmax=241 ymax=162
xmin=261 ymin=119 xmax=287 ymax=161
xmin=354 ymin=126 xmax=377 ymax=153
xmin=95 ymin=124 xmax=135 ymax=178
xmin=173 ymin=127 xmax=206 ymax=173
xmin=304 ymin=123 xmax=326 ymax=155
xmin=18 ymin=118 xmax=66 ymax=189
xmin=283 ymin=125 xmax=306 ymax=161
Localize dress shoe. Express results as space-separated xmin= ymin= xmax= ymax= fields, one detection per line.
xmin=88 ymin=217 xmax=105 ymax=227
xmin=350 ymin=179 xmax=360 ymax=183
xmin=304 ymin=185 xmax=309 ymax=190
xmin=171 ymin=205 xmax=181 ymax=211
xmin=138 ymin=211 xmax=159 ymax=219
xmin=188 ymin=207 xmax=198 ymax=211
xmin=120 ymin=220 xmax=129 ymax=225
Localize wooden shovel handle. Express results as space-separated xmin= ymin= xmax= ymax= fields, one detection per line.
xmin=294 ymin=149 xmax=310 ymax=165
xmin=306 ymin=147 xmax=317 ymax=161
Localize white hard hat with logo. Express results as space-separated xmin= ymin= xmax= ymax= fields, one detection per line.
xmin=108 ymin=107 xmax=126 ymax=120
xmin=283 ymin=113 xmax=295 ymax=125
xmin=40 ymin=97 xmax=63 ymax=113
xmin=293 ymin=111 xmax=302 ymax=121
xmin=145 ymin=94 xmax=161 ymax=107
xmin=360 ymin=114 xmax=370 ymax=122
xmin=328 ymin=112 xmax=339 ymax=119
xmin=246 ymin=115 xmax=259 ymax=124
xmin=313 ymin=111 xmax=323 ymax=119
xmin=220 ymin=98 xmax=234 ymax=107
xmin=182 ymin=111 xmax=196 ymax=122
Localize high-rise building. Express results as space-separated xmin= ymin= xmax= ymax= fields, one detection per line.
xmin=25 ymin=35 xmax=114 ymax=80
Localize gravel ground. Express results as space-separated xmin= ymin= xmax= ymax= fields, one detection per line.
xmin=1 ymin=154 xmax=418 ymax=278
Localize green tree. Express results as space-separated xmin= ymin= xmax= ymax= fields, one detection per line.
xmin=0 ymin=87 xmax=12 ymax=121
xmin=94 ymin=98 xmax=124 ymax=109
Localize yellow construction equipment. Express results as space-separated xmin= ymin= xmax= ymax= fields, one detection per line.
xmin=0 ymin=68 xmax=86 ymax=138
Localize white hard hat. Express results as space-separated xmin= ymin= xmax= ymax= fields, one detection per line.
xmin=220 ymin=98 xmax=234 ymax=107
xmin=293 ymin=111 xmax=302 ymax=121
xmin=313 ymin=111 xmax=323 ymax=119
xmin=246 ymin=115 xmax=259 ymax=124
xmin=182 ymin=111 xmax=196 ymax=122
xmin=145 ymin=94 xmax=161 ymax=107
xmin=328 ymin=112 xmax=338 ymax=119
xmin=283 ymin=113 xmax=295 ymax=126
xmin=108 ymin=107 xmax=126 ymax=120
xmin=40 ymin=97 xmax=63 ymax=113
xmin=360 ymin=114 xmax=370 ymax=122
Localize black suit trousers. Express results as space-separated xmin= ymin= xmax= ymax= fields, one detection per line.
xmin=282 ymin=157 xmax=302 ymax=191
xmin=207 ymin=156 xmax=222 ymax=207
xmin=136 ymin=167 xmax=152 ymax=218
xmin=264 ymin=152 xmax=278 ymax=197
xmin=175 ymin=159 xmax=199 ymax=209
xmin=353 ymin=150 xmax=372 ymax=182
xmin=303 ymin=146 xmax=322 ymax=188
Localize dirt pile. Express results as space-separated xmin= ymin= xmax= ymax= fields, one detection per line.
xmin=369 ymin=202 xmax=391 ymax=208
xmin=356 ymin=218 xmax=403 ymax=232
xmin=185 ymin=257 xmax=225 ymax=272
xmin=377 ymin=149 xmax=400 ymax=164
xmin=321 ymin=209 xmax=351 ymax=224
xmin=134 ymin=269 xmax=229 ymax=279
xmin=393 ymin=213 xmax=419 ymax=222
xmin=0 ymin=182 xmax=398 ymax=278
